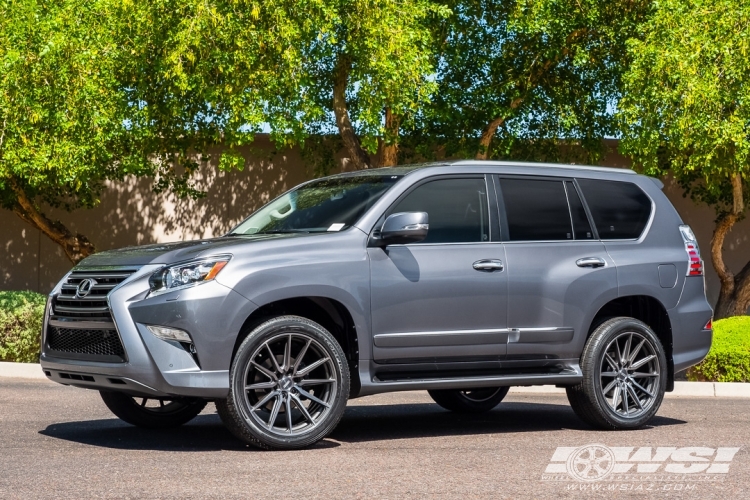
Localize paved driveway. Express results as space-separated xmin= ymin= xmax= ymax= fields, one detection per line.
xmin=0 ymin=379 xmax=747 ymax=499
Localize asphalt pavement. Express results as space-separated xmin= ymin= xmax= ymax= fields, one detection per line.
xmin=1 ymin=378 xmax=748 ymax=499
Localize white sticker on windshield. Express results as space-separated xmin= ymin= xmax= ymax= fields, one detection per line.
xmin=327 ymin=223 xmax=346 ymax=232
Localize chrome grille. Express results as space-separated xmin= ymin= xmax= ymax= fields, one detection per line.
xmin=53 ymin=270 xmax=136 ymax=320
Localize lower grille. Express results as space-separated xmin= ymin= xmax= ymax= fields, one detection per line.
xmin=47 ymin=326 xmax=126 ymax=363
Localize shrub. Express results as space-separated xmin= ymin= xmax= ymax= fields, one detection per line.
xmin=0 ymin=291 xmax=47 ymax=363
xmin=687 ymin=316 xmax=750 ymax=382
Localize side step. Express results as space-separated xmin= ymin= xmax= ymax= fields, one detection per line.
xmin=356 ymin=363 xmax=582 ymax=397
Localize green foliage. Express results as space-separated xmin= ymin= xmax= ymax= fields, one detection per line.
xmin=408 ymin=0 xmax=647 ymax=161
xmin=688 ymin=317 xmax=750 ymax=383
xmin=618 ymin=0 xmax=750 ymax=212
xmin=0 ymin=291 xmax=46 ymax=363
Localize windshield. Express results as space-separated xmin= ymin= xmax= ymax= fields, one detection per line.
xmin=230 ymin=175 xmax=402 ymax=235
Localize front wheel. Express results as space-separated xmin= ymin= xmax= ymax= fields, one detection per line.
xmin=567 ymin=317 xmax=667 ymax=430
xmin=428 ymin=387 xmax=510 ymax=413
xmin=217 ymin=315 xmax=350 ymax=450
xmin=99 ymin=391 xmax=207 ymax=428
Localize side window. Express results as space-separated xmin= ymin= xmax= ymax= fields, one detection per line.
xmin=577 ymin=179 xmax=652 ymax=239
xmin=389 ymin=178 xmax=489 ymax=244
xmin=565 ymin=181 xmax=594 ymax=239
xmin=498 ymin=178 xmax=573 ymax=241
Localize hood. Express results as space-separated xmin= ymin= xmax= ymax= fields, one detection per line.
xmin=75 ymin=234 xmax=293 ymax=268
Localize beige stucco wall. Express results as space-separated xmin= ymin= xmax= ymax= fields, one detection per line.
xmin=1 ymin=137 xmax=748 ymax=313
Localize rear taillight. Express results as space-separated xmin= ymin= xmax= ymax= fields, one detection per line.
xmin=704 ymin=319 xmax=713 ymax=330
xmin=679 ymin=224 xmax=703 ymax=276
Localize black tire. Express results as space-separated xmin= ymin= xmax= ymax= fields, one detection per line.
xmin=217 ymin=315 xmax=350 ymax=450
xmin=566 ymin=317 xmax=667 ymax=430
xmin=99 ymin=391 xmax=207 ymax=429
xmin=428 ymin=386 xmax=510 ymax=413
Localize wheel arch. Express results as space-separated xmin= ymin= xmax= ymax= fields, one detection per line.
xmin=586 ymin=295 xmax=674 ymax=391
xmin=233 ymin=296 xmax=362 ymax=397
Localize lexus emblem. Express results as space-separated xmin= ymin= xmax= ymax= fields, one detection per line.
xmin=75 ymin=278 xmax=97 ymax=298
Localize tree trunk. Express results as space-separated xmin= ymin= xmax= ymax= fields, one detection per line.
xmin=475 ymin=98 xmax=523 ymax=160
xmin=712 ymin=173 xmax=750 ymax=318
xmin=333 ymin=54 xmax=371 ymax=170
xmin=10 ymin=180 xmax=95 ymax=265
xmin=375 ymin=107 xmax=400 ymax=167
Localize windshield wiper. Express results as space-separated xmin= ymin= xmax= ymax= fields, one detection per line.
xmin=253 ymin=229 xmax=310 ymax=235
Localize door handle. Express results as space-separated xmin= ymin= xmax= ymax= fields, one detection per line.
xmin=473 ymin=259 xmax=504 ymax=272
xmin=576 ymin=257 xmax=606 ymax=268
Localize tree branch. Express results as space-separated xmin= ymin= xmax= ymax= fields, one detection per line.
xmin=332 ymin=54 xmax=371 ymax=170
xmin=375 ymin=107 xmax=400 ymax=167
xmin=475 ymin=97 xmax=523 ymax=160
xmin=9 ymin=178 xmax=95 ymax=264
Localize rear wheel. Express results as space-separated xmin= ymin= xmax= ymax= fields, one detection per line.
xmin=99 ymin=391 xmax=207 ymax=428
xmin=567 ymin=317 xmax=667 ymax=429
xmin=428 ymin=387 xmax=510 ymax=413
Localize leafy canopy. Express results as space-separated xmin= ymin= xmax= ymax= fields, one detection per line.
xmin=618 ymin=0 xmax=750 ymax=211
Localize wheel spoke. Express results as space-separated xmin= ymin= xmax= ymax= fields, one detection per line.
xmin=610 ymin=385 xmax=621 ymax=411
xmin=622 ymin=384 xmax=630 ymax=415
xmin=246 ymin=381 xmax=277 ymax=391
xmin=630 ymin=371 xmax=657 ymax=378
xmin=290 ymin=393 xmax=315 ymax=424
xmin=297 ymin=378 xmax=336 ymax=386
xmin=251 ymin=389 xmax=278 ymax=411
xmin=282 ymin=334 xmax=292 ymax=372
xmin=630 ymin=354 xmax=656 ymax=370
xmin=626 ymin=384 xmax=644 ymax=410
xmin=615 ymin=338 xmax=623 ymax=364
xmin=628 ymin=338 xmax=647 ymax=365
xmin=295 ymin=357 xmax=330 ymax=377
xmin=292 ymin=339 xmax=312 ymax=375
xmin=623 ymin=333 xmax=633 ymax=364
xmin=600 ymin=371 xmax=619 ymax=378
xmin=601 ymin=379 xmax=618 ymax=395
xmin=604 ymin=352 xmax=620 ymax=371
xmin=295 ymin=385 xmax=331 ymax=408
xmin=285 ymin=395 xmax=293 ymax=433
xmin=265 ymin=343 xmax=282 ymax=374
xmin=267 ymin=394 xmax=282 ymax=429
xmin=252 ymin=360 xmax=278 ymax=381
xmin=629 ymin=378 xmax=655 ymax=399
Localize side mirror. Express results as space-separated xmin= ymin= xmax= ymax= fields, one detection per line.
xmin=378 ymin=212 xmax=429 ymax=246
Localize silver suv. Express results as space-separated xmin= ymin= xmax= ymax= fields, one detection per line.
xmin=41 ymin=161 xmax=713 ymax=450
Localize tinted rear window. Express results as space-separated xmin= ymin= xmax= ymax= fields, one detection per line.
xmin=498 ymin=178 xmax=573 ymax=241
xmin=577 ymin=179 xmax=652 ymax=239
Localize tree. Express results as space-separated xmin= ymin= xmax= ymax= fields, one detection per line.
xmin=411 ymin=0 xmax=647 ymax=163
xmin=618 ymin=0 xmax=750 ymax=318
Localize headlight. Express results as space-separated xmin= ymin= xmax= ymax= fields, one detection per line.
xmin=149 ymin=255 xmax=231 ymax=295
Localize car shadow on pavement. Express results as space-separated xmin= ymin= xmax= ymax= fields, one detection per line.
xmin=38 ymin=401 xmax=686 ymax=451
xmin=331 ymin=401 xmax=687 ymax=444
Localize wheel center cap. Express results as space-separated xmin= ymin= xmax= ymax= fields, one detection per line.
xmin=618 ymin=369 xmax=628 ymax=380
xmin=279 ymin=377 xmax=293 ymax=391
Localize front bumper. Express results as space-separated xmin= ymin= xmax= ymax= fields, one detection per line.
xmin=40 ymin=265 xmax=257 ymax=398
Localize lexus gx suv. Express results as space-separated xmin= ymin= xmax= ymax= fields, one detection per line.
xmin=41 ymin=161 xmax=713 ymax=450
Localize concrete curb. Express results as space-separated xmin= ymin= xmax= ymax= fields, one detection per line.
xmin=510 ymin=382 xmax=750 ymax=398
xmin=0 ymin=362 xmax=47 ymax=380
xmin=1 ymin=362 xmax=750 ymax=397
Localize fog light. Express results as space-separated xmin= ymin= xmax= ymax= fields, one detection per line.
xmin=146 ymin=325 xmax=192 ymax=343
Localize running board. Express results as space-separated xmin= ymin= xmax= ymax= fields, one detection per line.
xmin=356 ymin=363 xmax=582 ymax=397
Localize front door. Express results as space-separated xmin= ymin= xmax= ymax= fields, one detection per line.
xmin=369 ymin=176 xmax=508 ymax=363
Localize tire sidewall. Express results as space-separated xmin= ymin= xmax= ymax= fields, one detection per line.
xmin=587 ymin=318 xmax=667 ymax=428
xmin=229 ymin=316 xmax=349 ymax=449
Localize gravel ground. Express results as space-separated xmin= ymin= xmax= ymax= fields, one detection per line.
xmin=0 ymin=378 xmax=748 ymax=499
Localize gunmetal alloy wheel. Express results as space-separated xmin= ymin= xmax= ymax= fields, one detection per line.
xmin=428 ymin=386 xmax=510 ymax=413
xmin=99 ymin=391 xmax=207 ymax=428
xmin=217 ymin=315 xmax=349 ymax=450
xmin=567 ymin=317 xmax=667 ymax=430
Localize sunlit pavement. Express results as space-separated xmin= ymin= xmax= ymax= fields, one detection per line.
xmin=1 ymin=378 xmax=747 ymax=499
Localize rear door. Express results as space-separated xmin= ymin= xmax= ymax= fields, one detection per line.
xmin=369 ymin=176 xmax=508 ymax=363
xmin=496 ymin=176 xmax=618 ymax=361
